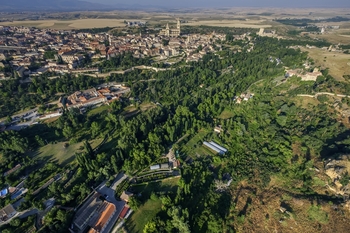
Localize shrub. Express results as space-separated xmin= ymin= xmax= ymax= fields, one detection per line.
xmin=308 ymin=205 xmax=328 ymax=224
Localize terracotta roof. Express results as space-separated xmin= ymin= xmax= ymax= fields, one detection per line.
xmin=119 ymin=206 xmax=129 ymax=219
xmin=88 ymin=202 xmax=116 ymax=233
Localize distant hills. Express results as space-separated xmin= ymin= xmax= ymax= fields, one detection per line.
xmin=0 ymin=0 xmax=175 ymax=12
xmin=0 ymin=0 xmax=110 ymax=11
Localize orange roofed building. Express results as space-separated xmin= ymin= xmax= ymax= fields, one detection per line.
xmin=88 ymin=202 xmax=116 ymax=233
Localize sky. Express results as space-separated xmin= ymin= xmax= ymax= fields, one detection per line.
xmin=88 ymin=0 xmax=350 ymax=8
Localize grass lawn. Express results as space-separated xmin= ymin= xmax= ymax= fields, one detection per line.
xmin=125 ymin=198 xmax=162 ymax=233
xmin=126 ymin=177 xmax=180 ymax=233
xmin=122 ymin=102 xmax=156 ymax=117
xmin=218 ymin=109 xmax=235 ymax=119
xmin=130 ymin=177 xmax=180 ymax=197
xmin=180 ymin=129 xmax=215 ymax=157
xmin=87 ymin=105 xmax=110 ymax=117
xmin=293 ymin=96 xmax=320 ymax=109
xmin=36 ymin=139 xmax=100 ymax=166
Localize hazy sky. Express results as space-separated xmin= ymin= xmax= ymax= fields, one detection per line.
xmin=88 ymin=0 xmax=350 ymax=8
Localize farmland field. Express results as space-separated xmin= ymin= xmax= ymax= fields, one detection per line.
xmin=185 ymin=19 xmax=272 ymax=28
xmin=301 ymin=47 xmax=350 ymax=81
xmin=0 ymin=19 xmax=126 ymax=29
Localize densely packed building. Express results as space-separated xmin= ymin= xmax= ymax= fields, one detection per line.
xmin=0 ymin=25 xmax=226 ymax=80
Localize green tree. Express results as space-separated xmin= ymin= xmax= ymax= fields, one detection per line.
xmin=144 ymin=221 xmax=157 ymax=233
xmin=129 ymin=196 xmax=141 ymax=210
xmin=5 ymin=115 xmax=12 ymax=124
xmin=91 ymin=122 xmax=100 ymax=138
xmin=62 ymin=125 xmax=74 ymax=139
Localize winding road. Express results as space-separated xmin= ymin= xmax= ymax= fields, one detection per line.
xmin=297 ymin=92 xmax=350 ymax=99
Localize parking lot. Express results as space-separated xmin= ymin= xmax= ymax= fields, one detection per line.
xmin=2 ymin=108 xmax=40 ymax=131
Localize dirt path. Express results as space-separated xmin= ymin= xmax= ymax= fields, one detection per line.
xmin=297 ymin=92 xmax=350 ymax=98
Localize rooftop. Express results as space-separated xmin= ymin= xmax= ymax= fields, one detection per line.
xmin=74 ymin=193 xmax=103 ymax=230
xmin=88 ymin=202 xmax=116 ymax=233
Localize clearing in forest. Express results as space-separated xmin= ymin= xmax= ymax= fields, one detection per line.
xmin=125 ymin=198 xmax=162 ymax=233
xmin=218 ymin=109 xmax=235 ymax=119
xmin=126 ymin=178 xmax=180 ymax=233
xmin=180 ymin=129 xmax=215 ymax=157
xmin=37 ymin=140 xmax=100 ymax=166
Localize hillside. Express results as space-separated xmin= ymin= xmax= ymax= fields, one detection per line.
xmin=0 ymin=21 xmax=350 ymax=232
xmin=0 ymin=0 xmax=108 ymax=11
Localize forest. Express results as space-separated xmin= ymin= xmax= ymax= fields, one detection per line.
xmin=0 ymin=33 xmax=350 ymax=232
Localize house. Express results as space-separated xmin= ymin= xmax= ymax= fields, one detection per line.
xmin=214 ymin=126 xmax=223 ymax=133
xmin=160 ymin=163 xmax=170 ymax=169
xmin=0 ymin=53 xmax=5 ymax=61
xmin=301 ymin=68 xmax=322 ymax=81
xmin=60 ymin=51 xmax=78 ymax=64
xmin=0 ymin=204 xmax=16 ymax=222
xmin=285 ymin=69 xmax=299 ymax=78
xmin=120 ymin=191 xmax=133 ymax=203
xmin=15 ymin=66 xmax=26 ymax=78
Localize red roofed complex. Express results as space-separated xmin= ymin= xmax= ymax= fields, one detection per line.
xmin=88 ymin=202 xmax=116 ymax=233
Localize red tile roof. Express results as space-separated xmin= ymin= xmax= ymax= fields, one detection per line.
xmin=119 ymin=206 xmax=129 ymax=219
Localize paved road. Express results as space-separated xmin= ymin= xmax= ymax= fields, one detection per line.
xmin=18 ymin=208 xmax=39 ymax=219
xmin=111 ymin=173 xmax=128 ymax=191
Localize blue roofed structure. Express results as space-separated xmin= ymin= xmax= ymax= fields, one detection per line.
xmin=0 ymin=189 xmax=8 ymax=198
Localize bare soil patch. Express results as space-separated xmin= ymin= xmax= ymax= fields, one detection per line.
xmin=230 ymin=184 xmax=350 ymax=233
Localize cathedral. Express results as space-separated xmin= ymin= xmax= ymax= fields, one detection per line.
xmin=159 ymin=19 xmax=181 ymax=37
